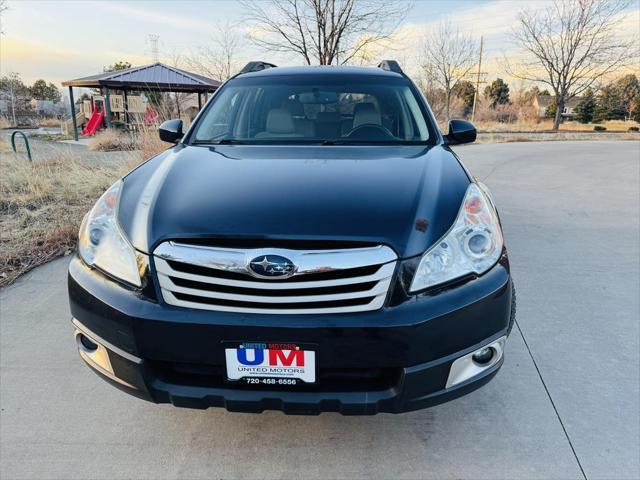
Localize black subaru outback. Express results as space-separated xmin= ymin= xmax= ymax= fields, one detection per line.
xmin=69 ymin=60 xmax=515 ymax=415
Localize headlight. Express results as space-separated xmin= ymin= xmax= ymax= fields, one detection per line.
xmin=78 ymin=180 xmax=142 ymax=287
xmin=410 ymin=182 xmax=503 ymax=292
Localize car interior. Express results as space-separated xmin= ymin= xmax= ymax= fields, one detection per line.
xmin=192 ymin=83 xmax=430 ymax=143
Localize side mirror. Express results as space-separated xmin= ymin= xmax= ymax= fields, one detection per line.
xmin=158 ymin=119 xmax=183 ymax=143
xmin=444 ymin=119 xmax=477 ymax=145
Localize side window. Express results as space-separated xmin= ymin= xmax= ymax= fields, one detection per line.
xmin=402 ymin=89 xmax=428 ymax=140
xmin=195 ymin=90 xmax=240 ymax=140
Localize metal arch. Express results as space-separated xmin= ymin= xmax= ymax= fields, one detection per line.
xmin=11 ymin=131 xmax=32 ymax=162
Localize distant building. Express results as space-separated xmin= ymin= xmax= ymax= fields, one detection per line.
xmin=533 ymin=95 xmax=583 ymax=119
xmin=30 ymin=99 xmax=56 ymax=115
xmin=177 ymin=93 xmax=201 ymax=120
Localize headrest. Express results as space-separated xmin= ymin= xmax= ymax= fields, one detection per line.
xmin=282 ymin=99 xmax=305 ymax=117
xmin=353 ymin=102 xmax=381 ymax=128
xmin=265 ymin=108 xmax=295 ymax=134
xmin=316 ymin=111 xmax=340 ymax=123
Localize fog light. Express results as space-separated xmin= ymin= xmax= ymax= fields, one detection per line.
xmin=446 ymin=336 xmax=506 ymax=389
xmin=79 ymin=333 xmax=98 ymax=351
xmin=75 ymin=329 xmax=113 ymax=375
xmin=472 ymin=347 xmax=494 ymax=365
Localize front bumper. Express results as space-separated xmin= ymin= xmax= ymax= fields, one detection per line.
xmin=68 ymin=255 xmax=513 ymax=414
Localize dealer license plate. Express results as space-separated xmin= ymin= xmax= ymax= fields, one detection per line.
xmin=225 ymin=342 xmax=316 ymax=385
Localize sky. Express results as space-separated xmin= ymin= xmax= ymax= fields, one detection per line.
xmin=0 ymin=0 xmax=638 ymax=87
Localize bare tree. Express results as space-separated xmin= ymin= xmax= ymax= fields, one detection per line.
xmin=0 ymin=0 xmax=7 ymax=35
xmin=186 ymin=22 xmax=242 ymax=81
xmin=421 ymin=21 xmax=477 ymax=122
xmin=508 ymin=0 xmax=635 ymax=130
xmin=0 ymin=73 xmax=30 ymax=127
xmin=166 ymin=51 xmax=191 ymax=118
xmin=241 ymin=0 xmax=409 ymax=65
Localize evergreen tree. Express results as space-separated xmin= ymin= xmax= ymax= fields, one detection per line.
xmin=593 ymin=84 xmax=626 ymax=122
xmin=545 ymin=98 xmax=557 ymax=119
xmin=453 ymin=80 xmax=476 ymax=116
xmin=574 ymin=89 xmax=596 ymax=123
xmin=614 ymin=74 xmax=640 ymax=118
xmin=104 ymin=61 xmax=132 ymax=73
xmin=631 ymin=94 xmax=640 ymax=123
xmin=484 ymin=78 xmax=510 ymax=108
xmin=30 ymin=79 xmax=61 ymax=102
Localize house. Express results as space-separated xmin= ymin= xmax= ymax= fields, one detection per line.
xmin=533 ymin=94 xmax=583 ymax=119
xmin=176 ymin=93 xmax=201 ymax=120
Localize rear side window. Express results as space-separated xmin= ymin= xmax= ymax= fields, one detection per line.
xmin=190 ymin=74 xmax=435 ymax=144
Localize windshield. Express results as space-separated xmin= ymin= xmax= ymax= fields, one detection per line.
xmin=189 ymin=74 xmax=434 ymax=145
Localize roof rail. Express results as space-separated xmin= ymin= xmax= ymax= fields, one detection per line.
xmin=377 ymin=60 xmax=404 ymax=75
xmin=239 ymin=61 xmax=278 ymax=74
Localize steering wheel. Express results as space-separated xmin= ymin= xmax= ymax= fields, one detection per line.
xmin=346 ymin=123 xmax=396 ymax=140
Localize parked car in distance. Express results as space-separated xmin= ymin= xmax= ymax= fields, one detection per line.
xmin=68 ymin=60 xmax=515 ymax=414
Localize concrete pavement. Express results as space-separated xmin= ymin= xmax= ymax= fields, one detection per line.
xmin=1 ymin=141 xmax=638 ymax=479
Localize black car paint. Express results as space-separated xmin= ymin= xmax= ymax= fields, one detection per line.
xmin=118 ymin=144 xmax=471 ymax=259
xmin=69 ymin=65 xmax=512 ymax=414
xmin=68 ymin=252 xmax=512 ymax=414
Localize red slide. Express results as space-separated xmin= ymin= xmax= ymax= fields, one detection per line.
xmin=82 ymin=108 xmax=105 ymax=136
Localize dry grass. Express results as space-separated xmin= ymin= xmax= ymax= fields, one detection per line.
xmin=89 ymin=127 xmax=170 ymax=158
xmin=37 ymin=117 xmax=62 ymax=128
xmin=89 ymin=129 xmax=137 ymax=152
xmin=474 ymin=131 xmax=639 ymax=144
xmin=0 ymin=150 xmax=143 ymax=286
xmin=475 ymin=119 xmax=640 ymax=133
xmin=136 ymin=125 xmax=171 ymax=159
xmin=0 ymin=138 xmax=12 ymax=153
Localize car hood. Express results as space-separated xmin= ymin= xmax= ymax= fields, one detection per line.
xmin=118 ymin=144 xmax=470 ymax=258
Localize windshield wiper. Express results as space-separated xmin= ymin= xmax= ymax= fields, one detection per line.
xmin=193 ymin=139 xmax=244 ymax=145
xmin=320 ymin=139 xmax=419 ymax=145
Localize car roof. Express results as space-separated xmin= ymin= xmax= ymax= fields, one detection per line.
xmin=236 ymin=65 xmax=405 ymax=79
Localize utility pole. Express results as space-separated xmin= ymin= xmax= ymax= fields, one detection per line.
xmin=471 ymin=35 xmax=484 ymax=122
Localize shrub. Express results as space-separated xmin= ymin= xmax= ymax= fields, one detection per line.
xmin=89 ymin=129 xmax=136 ymax=151
xmin=628 ymin=126 xmax=639 ymax=132
xmin=135 ymin=124 xmax=171 ymax=159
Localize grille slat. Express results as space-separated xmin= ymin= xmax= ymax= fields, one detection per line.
xmin=158 ymin=274 xmax=389 ymax=303
xmin=169 ymin=276 xmax=379 ymax=297
xmin=153 ymin=242 xmax=397 ymax=314
xmin=166 ymin=259 xmax=382 ymax=283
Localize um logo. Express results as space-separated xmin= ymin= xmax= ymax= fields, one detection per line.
xmin=236 ymin=348 xmax=305 ymax=367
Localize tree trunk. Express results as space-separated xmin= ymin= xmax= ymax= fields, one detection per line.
xmin=553 ymin=97 xmax=564 ymax=131
xmin=10 ymin=95 xmax=16 ymax=127
xmin=445 ymin=91 xmax=451 ymax=122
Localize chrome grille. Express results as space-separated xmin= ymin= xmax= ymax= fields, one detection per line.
xmin=153 ymin=241 xmax=397 ymax=314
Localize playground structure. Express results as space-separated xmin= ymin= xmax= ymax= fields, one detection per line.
xmin=62 ymin=63 xmax=220 ymax=140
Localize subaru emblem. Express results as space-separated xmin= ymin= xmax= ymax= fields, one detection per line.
xmin=248 ymin=255 xmax=296 ymax=279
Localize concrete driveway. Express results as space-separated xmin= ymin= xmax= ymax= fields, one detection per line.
xmin=1 ymin=141 xmax=638 ymax=480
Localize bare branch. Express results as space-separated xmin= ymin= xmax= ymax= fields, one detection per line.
xmin=507 ymin=0 xmax=636 ymax=130
xmin=241 ymin=0 xmax=410 ymax=65
xmin=420 ymin=20 xmax=478 ymax=122
xmin=184 ymin=22 xmax=243 ymax=81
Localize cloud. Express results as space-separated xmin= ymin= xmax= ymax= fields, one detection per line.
xmin=93 ymin=1 xmax=212 ymax=31
xmin=0 ymin=36 xmax=148 ymax=84
xmin=383 ymin=0 xmax=639 ymax=80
